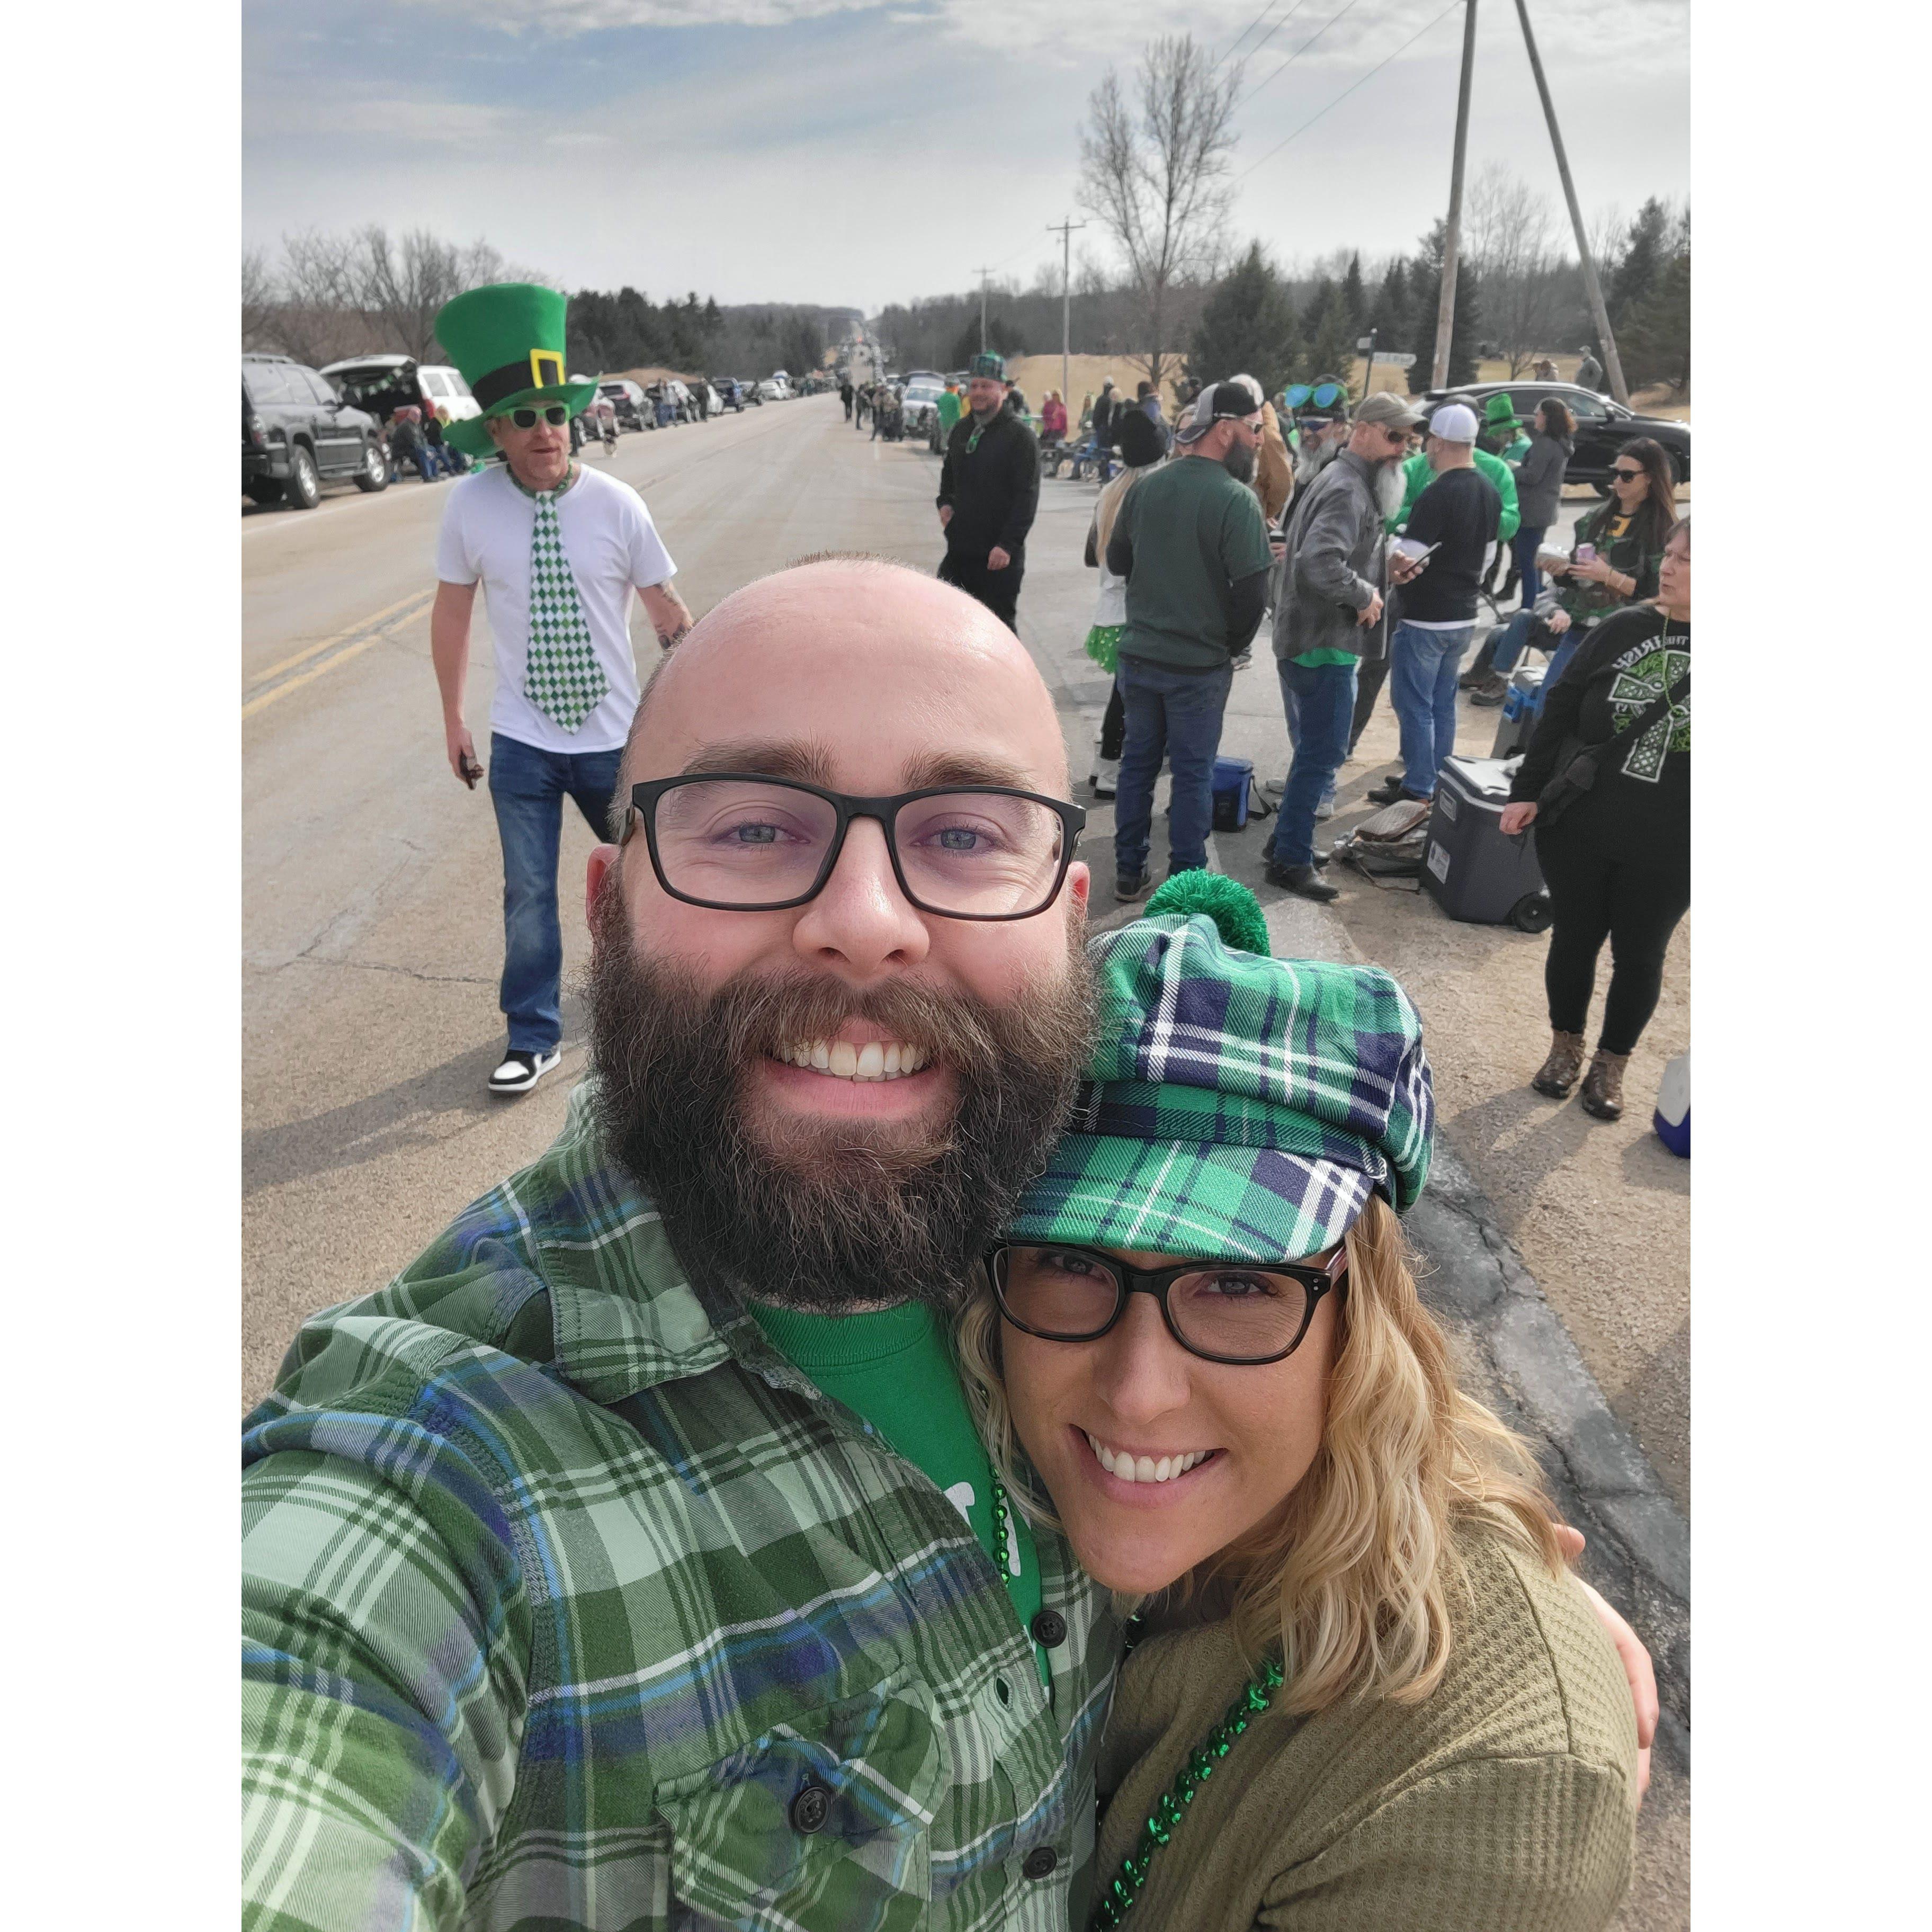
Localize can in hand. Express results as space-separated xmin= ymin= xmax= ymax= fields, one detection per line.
xmin=1575 ymin=543 xmax=1596 ymax=566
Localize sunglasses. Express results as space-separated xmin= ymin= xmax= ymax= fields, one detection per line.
xmin=506 ymin=404 xmax=571 ymax=430
xmin=1282 ymin=381 xmax=1349 ymax=412
xmin=1611 ymin=466 xmax=1645 ymax=482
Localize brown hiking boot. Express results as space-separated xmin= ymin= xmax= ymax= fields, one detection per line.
xmin=1467 ymin=673 xmax=1511 ymax=707
xmin=1579 ymin=1048 xmax=1631 ymax=1121
xmin=1531 ymin=1031 xmax=1587 ymax=1098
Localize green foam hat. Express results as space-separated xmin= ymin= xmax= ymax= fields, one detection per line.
xmin=1482 ymin=393 xmax=1524 ymax=432
xmin=434 ymin=282 xmax=600 ymax=458
xmin=1004 ymin=873 xmax=1435 ymax=1264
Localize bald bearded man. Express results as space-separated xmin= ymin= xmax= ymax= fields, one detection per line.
xmin=241 ymin=560 xmax=1659 ymax=1931
xmin=243 ymin=559 xmax=1113 ymax=1932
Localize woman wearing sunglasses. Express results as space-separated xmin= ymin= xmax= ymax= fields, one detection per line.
xmin=960 ymin=876 xmax=1640 ymax=1930
xmin=1474 ymin=436 xmax=1676 ymax=710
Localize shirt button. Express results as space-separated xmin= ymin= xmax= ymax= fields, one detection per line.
xmin=1022 ymin=1847 xmax=1059 ymax=1881
xmin=789 ymin=1782 xmax=831 ymax=1835
xmin=1030 ymin=1609 xmax=1068 ymax=1648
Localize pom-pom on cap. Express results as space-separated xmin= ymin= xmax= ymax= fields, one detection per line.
xmin=1144 ymin=871 xmax=1271 ymax=958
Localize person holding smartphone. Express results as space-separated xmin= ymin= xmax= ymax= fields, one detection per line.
xmin=1366 ymin=402 xmax=1501 ymax=807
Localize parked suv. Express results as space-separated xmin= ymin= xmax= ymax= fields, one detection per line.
xmin=1417 ymin=380 xmax=1690 ymax=493
xmin=320 ymin=355 xmax=481 ymax=428
xmin=598 ymin=379 xmax=647 ymax=431
xmin=243 ymin=354 xmax=387 ymax=508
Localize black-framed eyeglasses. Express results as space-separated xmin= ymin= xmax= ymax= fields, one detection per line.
xmin=508 ymin=404 xmax=570 ymax=428
xmin=987 ymin=1241 xmax=1348 ymax=1366
xmin=621 ymin=774 xmax=1088 ymax=920
xmin=1611 ymin=466 xmax=1644 ymax=481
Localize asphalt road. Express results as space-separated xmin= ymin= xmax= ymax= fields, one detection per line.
xmin=244 ymin=397 xmax=1685 ymax=1928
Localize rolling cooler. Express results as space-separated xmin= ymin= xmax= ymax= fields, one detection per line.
xmin=1421 ymin=756 xmax=1551 ymax=932
xmin=1489 ymin=660 xmax=1548 ymax=758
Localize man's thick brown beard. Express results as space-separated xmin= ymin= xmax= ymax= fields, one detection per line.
xmin=586 ymin=885 xmax=1096 ymax=1314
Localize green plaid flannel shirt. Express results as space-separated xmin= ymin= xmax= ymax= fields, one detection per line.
xmin=242 ymin=1083 xmax=1119 ymax=1932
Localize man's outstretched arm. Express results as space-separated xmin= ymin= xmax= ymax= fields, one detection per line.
xmin=243 ymin=1416 xmax=530 ymax=1930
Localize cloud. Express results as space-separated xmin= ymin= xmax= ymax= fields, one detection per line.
xmin=393 ymin=0 xmax=896 ymax=29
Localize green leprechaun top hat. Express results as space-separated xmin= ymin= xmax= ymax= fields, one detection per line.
xmin=434 ymin=282 xmax=600 ymax=458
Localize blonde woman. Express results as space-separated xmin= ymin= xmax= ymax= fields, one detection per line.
xmin=961 ymin=875 xmax=1641 ymax=1931
xmin=1083 ymin=406 xmax=1169 ymax=795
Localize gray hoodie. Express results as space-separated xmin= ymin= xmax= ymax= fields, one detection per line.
xmin=1271 ymin=449 xmax=1388 ymax=662
xmin=1514 ymin=431 xmax=1573 ymax=529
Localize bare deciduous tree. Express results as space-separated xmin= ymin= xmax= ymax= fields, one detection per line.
xmin=241 ymin=246 xmax=281 ymax=353
xmin=1467 ymin=162 xmax=1567 ymax=375
xmin=1078 ymin=34 xmax=1241 ymax=393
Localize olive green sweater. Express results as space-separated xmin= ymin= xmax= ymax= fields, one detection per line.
xmin=1094 ymin=1526 xmax=1639 ymax=1930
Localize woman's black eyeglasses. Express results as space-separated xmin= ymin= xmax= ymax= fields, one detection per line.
xmin=988 ymin=1241 xmax=1348 ymax=1366
xmin=1611 ymin=466 xmax=1644 ymax=481
xmin=621 ymin=774 xmax=1087 ymax=920
xmin=509 ymin=404 xmax=571 ymax=429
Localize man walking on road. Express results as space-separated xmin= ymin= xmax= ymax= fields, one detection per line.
xmin=1105 ymin=382 xmax=1275 ymax=901
xmin=1265 ymin=390 xmax=1429 ymax=903
xmin=1369 ymin=402 xmax=1501 ymax=808
xmin=431 ymin=283 xmax=694 ymax=1097
xmin=936 ymin=351 xmax=1038 ymax=631
xmin=839 ymin=374 xmax=854 ymax=421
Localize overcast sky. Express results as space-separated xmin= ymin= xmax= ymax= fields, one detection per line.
xmin=244 ymin=0 xmax=1688 ymax=314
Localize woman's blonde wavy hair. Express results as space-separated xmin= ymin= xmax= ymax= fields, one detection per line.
xmin=956 ymin=1194 xmax=1566 ymax=1715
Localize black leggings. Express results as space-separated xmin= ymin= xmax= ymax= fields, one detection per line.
xmin=1535 ymin=813 xmax=1689 ymax=1054
xmin=1099 ymin=680 xmax=1125 ymax=759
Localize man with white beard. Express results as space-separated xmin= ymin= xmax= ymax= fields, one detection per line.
xmin=1264 ymin=391 xmax=1428 ymax=901
xmin=1292 ymin=404 xmax=1349 ymax=487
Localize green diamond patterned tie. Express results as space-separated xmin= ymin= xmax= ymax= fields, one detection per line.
xmin=523 ymin=487 xmax=607 ymax=733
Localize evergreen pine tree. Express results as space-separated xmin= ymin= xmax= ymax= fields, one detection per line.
xmin=1300 ymin=283 xmax=1362 ymax=390
xmin=1618 ymin=249 xmax=1690 ymax=393
xmin=1340 ymin=253 xmax=1366 ymax=333
xmin=1186 ymin=241 xmax=1302 ymax=399
xmin=1607 ymin=198 xmax=1672 ymax=329
xmin=1370 ymin=260 xmax=1411 ymax=350
xmin=1403 ymin=221 xmax=1482 ymax=392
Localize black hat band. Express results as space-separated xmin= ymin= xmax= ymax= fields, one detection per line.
xmin=473 ymin=350 xmax=568 ymax=413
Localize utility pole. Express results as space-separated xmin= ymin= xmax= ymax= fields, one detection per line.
xmin=1046 ymin=218 xmax=1087 ymax=414
xmin=1432 ymin=0 xmax=1479 ymax=390
xmin=973 ymin=267 xmax=992 ymax=356
xmin=1511 ymin=0 xmax=1629 ymax=405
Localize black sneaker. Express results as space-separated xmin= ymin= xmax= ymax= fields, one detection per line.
xmin=1114 ymin=867 xmax=1152 ymax=904
xmin=489 ymin=1046 xmax=561 ymax=1096
xmin=1365 ymin=775 xmax=1409 ymax=806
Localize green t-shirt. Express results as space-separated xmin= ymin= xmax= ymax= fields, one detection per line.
xmin=936 ymin=390 xmax=964 ymax=437
xmin=747 ymin=1299 xmax=1052 ymax=1688
xmin=1292 ymin=647 xmax=1359 ymax=668
xmin=1116 ymin=454 xmax=1275 ymax=670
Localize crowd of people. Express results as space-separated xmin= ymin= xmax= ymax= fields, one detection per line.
xmin=241 ymin=286 xmax=1676 ymax=1931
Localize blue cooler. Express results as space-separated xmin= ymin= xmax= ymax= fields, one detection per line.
xmin=1489 ymin=661 xmax=1548 ymax=759
xmin=1211 ymin=756 xmax=1255 ymax=831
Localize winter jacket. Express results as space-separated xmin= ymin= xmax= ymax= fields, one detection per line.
xmin=1256 ymin=400 xmax=1293 ymax=524
xmin=1551 ymin=499 xmax=1668 ymax=631
xmin=937 ymin=407 xmax=1040 ymax=563
xmin=1515 ymin=431 xmax=1574 ymax=529
xmin=1390 ymin=445 xmax=1520 ymax=542
xmin=1271 ymin=449 xmax=1388 ymax=662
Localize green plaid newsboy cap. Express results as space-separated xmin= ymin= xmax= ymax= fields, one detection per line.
xmin=1007 ymin=887 xmax=1434 ymax=1262
xmin=969 ymin=352 xmax=1007 ymax=381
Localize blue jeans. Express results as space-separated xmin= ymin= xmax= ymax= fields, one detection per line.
xmin=1283 ymin=682 xmax=1338 ymax=816
xmin=488 ymin=731 xmax=624 ymax=1054
xmin=1510 ymin=525 xmax=1547 ymax=605
xmin=1389 ymin=621 xmax=1474 ymax=797
xmin=1269 ymin=657 xmax=1356 ymax=870
xmin=1114 ymin=656 xmax=1234 ymax=878
xmin=1537 ymin=627 xmax=1585 ymax=712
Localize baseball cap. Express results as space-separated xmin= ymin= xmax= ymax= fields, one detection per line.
xmin=1428 ymin=402 xmax=1480 ymax=442
xmin=1351 ymin=390 xmax=1426 ymax=431
xmin=1174 ymin=380 xmax=1262 ymax=444
xmin=1004 ymin=873 xmax=1434 ymax=1263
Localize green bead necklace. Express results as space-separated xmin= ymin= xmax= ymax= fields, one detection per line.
xmin=989 ymin=1473 xmax=1013 ymax=1582
xmin=1088 ymin=1628 xmax=1286 ymax=1931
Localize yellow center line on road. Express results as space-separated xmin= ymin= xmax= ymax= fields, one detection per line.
xmin=242 ymin=630 xmax=406 ymax=720
xmin=245 ymin=587 xmax=436 ymax=692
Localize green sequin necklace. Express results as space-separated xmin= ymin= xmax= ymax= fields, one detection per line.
xmin=1089 ymin=1625 xmax=1286 ymax=1931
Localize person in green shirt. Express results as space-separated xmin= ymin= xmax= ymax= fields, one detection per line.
xmin=1386 ymin=391 xmax=1522 ymax=543
xmin=1103 ymin=381 xmax=1276 ymax=902
xmin=935 ymin=379 xmax=964 ymax=444
xmin=963 ymin=873 xmax=1642 ymax=1932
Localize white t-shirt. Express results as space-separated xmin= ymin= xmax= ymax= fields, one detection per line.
xmin=435 ymin=462 xmax=677 ymax=755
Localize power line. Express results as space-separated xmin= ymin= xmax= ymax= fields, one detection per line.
xmin=1214 ymin=1 xmax=1288 ymax=71
xmin=1236 ymin=0 xmax=1464 ymax=181
xmin=1235 ymin=0 xmax=1364 ymax=110
xmin=1227 ymin=2 xmax=1310 ymax=76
